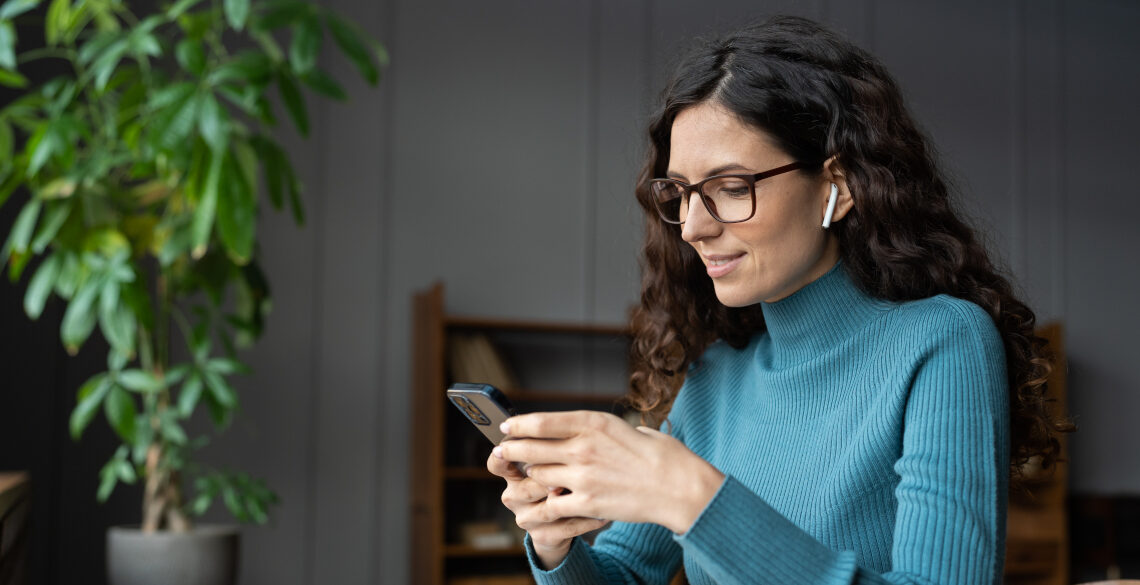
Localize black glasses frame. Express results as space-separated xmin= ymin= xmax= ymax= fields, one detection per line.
xmin=649 ymin=161 xmax=808 ymax=224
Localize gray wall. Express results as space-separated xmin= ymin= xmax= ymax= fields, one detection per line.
xmin=212 ymin=0 xmax=1140 ymax=583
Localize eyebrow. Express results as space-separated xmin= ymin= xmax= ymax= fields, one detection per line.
xmin=666 ymin=163 xmax=753 ymax=181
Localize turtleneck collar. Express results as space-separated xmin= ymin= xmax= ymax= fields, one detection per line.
xmin=758 ymin=262 xmax=894 ymax=365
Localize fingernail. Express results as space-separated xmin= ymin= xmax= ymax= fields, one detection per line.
xmin=499 ymin=421 xmax=510 ymax=434
xmin=492 ymin=446 xmax=503 ymax=459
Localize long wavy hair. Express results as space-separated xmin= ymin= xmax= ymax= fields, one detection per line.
xmin=627 ymin=15 xmax=1072 ymax=486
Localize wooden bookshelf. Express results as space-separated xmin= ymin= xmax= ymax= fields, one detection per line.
xmin=1003 ymin=323 xmax=1070 ymax=585
xmin=410 ymin=283 xmax=631 ymax=585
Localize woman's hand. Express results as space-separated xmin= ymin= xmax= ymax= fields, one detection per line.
xmin=487 ymin=442 xmax=608 ymax=570
xmin=495 ymin=410 xmax=724 ymax=537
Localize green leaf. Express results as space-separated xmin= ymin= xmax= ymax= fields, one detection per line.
xmin=121 ymin=276 xmax=152 ymax=330
xmin=91 ymin=37 xmax=128 ymax=91
xmin=190 ymin=491 xmax=212 ymax=516
xmin=0 ymin=67 xmax=27 ymax=88
xmin=30 ymin=199 xmax=71 ymax=253
xmin=70 ymin=373 xmax=111 ymax=440
xmin=161 ymin=413 xmax=188 ymax=444
xmin=76 ymin=30 xmax=116 ymax=65
xmin=197 ymin=91 xmax=229 ymax=153
xmin=224 ymin=0 xmax=249 ymax=31
xmin=104 ymin=384 xmax=136 ymax=442
xmin=207 ymin=357 xmax=248 ymax=375
xmin=52 ymin=251 xmax=79 ymax=297
xmin=324 ymin=13 xmax=378 ymax=85
xmin=275 ymin=68 xmax=307 ymax=136
xmin=60 ymin=275 xmax=100 ymax=354
xmin=98 ymin=280 xmax=135 ymax=355
xmin=117 ymin=369 xmax=164 ymax=393
xmin=150 ymin=80 xmax=196 ymax=109
xmin=289 ymin=17 xmax=320 ymax=75
xmin=97 ymin=460 xmax=118 ymax=502
xmin=107 ymin=348 xmax=128 ymax=372
xmin=0 ymin=166 xmax=20 ymax=211
xmin=285 ymin=153 xmax=304 ymax=225
xmin=251 ymin=136 xmax=284 ymax=210
xmin=222 ymin=484 xmax=244 ymax=520
xmin=204 ymin=369 xmax=237 ymax=409
xmin=191 ymin=150 xmax=223 ymax=258
xmin=4 ymin=198 xmax=41 ymax=258
xmin=167 ymin=0 xmax=204 ymax=20
xmin=0 ymin=22 xmax=16 ymax=71
xmin=300 ymin=68 xmax=345 ymax=100
xmin=164 ymin=364 xmax=190 ymax=387
xmin=0 ymin=0 xmax=38 ymax=20
xmin=115 ymin=459 xmax=137 ymax=483
xmin=178 ymin=373 xmax=204 ymax=417
xmin=233 ymin=135 xmax=259 ymax=194
xmin=148 ymin=83 xmax=200 ymax=151
xmin=25 ymin=123 xmax=58 ymax=177
xmin=44 ymin=0 xmax=68 ymax=46
xmin=208 ymin=50 xmax=273 ymax=86
xmin=0 ymin=122 xmax=12 ymax=162
xmin=216 ymin=149 xmax=255 ymax=263
xmin=24 ymin=251 xmax=60 ymax=319
xmin=252 ymin=0 xmax=306 ymax=31
xmin=175 ymin=38 xmax=206 ymax=76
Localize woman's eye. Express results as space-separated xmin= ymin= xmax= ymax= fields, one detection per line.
xmin=712 ymin=182 xmax=751 ymax=198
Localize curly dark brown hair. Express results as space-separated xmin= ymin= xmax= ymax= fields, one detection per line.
xmin=627 ymin=15 xmax=1072 ymax=487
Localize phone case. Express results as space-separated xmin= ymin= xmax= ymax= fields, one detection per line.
xmin=446 ymin=383 xmax=518 ymax=445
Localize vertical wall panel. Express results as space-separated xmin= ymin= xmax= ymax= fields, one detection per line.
xmin=1022 ymin=0 xmax=1065 ymax=321
xmin=873 ymin=1 xmax=1017 ymax=271
xmin=1061 ymin=0 xmax=1140 ymax=493
xmin=309 ymin=0 xmax=387 ymax=582
xmin=380 ymin=2 xmax=595 ymax=582
xmin=592 ymin=0 xmax=651 ymax=325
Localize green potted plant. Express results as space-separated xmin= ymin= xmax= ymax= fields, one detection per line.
xmin=0 ymin=0 xmax=386 ymax=582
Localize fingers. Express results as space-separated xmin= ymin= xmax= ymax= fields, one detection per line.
xmin=495 ymin=439 xmax=574 ymax=467
xmin=486 ymin=450 xmax=525 ymax=480
xmin=501 ymin=477 xmax=552 ymax=509
xmin=502 ymin=410 xmax=617 ymax=440
xmin=526 ymin=516 xmax=610 ymax=549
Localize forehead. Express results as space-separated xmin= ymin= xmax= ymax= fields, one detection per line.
xmin=668 ymin=102 xmax=783 ymax=176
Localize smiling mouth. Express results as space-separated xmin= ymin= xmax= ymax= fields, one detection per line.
xmin=702 ymin=253 xmax=745 ymax=278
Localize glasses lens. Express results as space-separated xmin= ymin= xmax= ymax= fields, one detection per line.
xmin=651 ymin=180 xmax=686 ymax=224
xmin=702 ymin=176 xmax=753 ymax=222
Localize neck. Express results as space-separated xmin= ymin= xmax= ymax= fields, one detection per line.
xmin=759 ymin=263 xmax=892 ymax=365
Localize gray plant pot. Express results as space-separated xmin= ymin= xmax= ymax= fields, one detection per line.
xmin=107 ymin=525 xmax=240 ymax=585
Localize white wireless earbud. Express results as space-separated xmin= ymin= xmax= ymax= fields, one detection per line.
xmin=822 ymin=183 xmax=838 ymax=229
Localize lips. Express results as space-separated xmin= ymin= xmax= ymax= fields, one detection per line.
xmin=702 ymin=252 xmax=745 ymax=278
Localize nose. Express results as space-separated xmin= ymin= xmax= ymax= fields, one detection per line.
xmin=680 ymin=192 xmax=722 ymax=243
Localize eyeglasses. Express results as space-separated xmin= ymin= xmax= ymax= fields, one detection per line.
xmin=649 ymin=161 xmax=807 ymax=224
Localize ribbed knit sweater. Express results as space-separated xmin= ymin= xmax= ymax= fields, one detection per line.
xmin=526 ymin=263 xmax=1010 ymax=585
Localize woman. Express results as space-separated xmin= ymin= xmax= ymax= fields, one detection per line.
xmin=488 ymin=15 xmax=1068 ymax=585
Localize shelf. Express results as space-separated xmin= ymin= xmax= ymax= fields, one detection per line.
xmin=445 ymin=467 xmax=498 ymax=481
xmin=445 ymin=315 xmax=629 ymax=337
xmin=445 ymin=545 xmax=528 ymax=558
xmin=506 ymin=389 xmax=624 ymax=405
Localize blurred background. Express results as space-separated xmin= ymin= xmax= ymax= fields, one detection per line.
xmin=2 ymin=0 xmax=1138 ymax=583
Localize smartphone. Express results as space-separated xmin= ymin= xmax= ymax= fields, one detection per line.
xmin=446 ymin=383 xmax=518 ymax=445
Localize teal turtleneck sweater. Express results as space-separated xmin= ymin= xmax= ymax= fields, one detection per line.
xmin=527 ymin=263 xmax=1010 ymax=585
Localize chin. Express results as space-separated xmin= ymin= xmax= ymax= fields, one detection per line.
xmin=712 ymin=282 xmax=764 ymax=308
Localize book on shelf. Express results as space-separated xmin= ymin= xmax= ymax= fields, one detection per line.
xmin=447 ymin=333 xmax=519 ymax=391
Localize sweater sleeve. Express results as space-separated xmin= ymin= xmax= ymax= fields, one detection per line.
xmin=674 ymin=300 xmax=1009 ymax=585
xmin=526 ymin=520 xmax=683 ymax=585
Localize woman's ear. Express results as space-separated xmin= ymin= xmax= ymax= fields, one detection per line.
xmin=822 ymin=156 xmax=855 ymax=224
